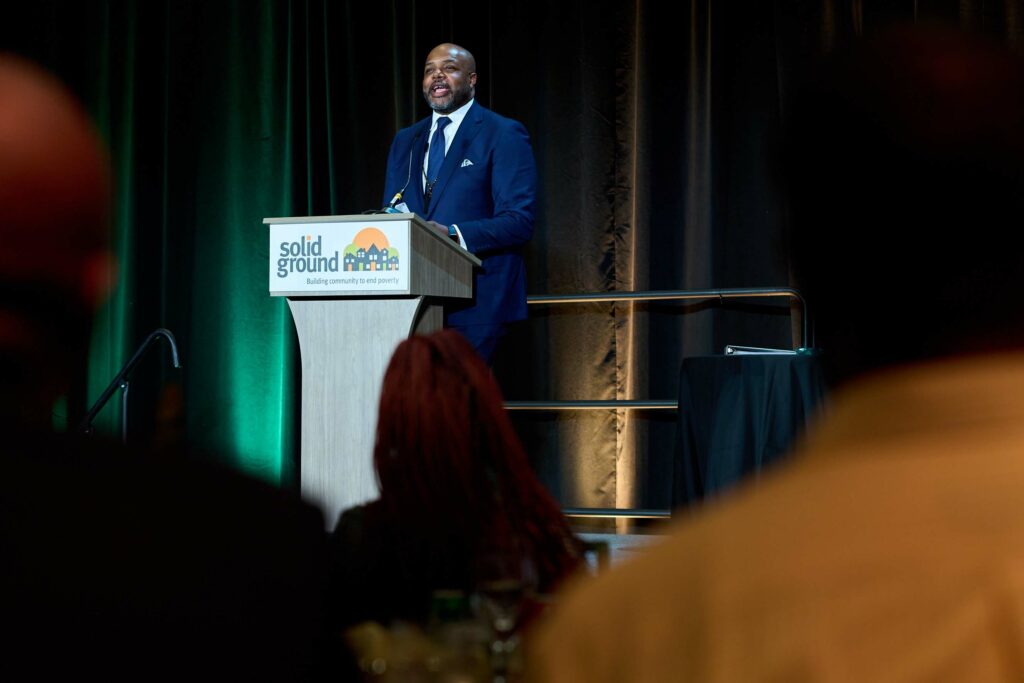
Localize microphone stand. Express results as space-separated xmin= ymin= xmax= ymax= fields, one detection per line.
xmin=361 ymin=192 xmax=407 ymax=215
xmin=362 ymin=148 xmax=415 ymax=215
xmin=78 ymin=328 xmax=182 ymax=444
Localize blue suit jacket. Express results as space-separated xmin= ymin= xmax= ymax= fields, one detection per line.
xmin=382 ymin=102 xmax=537 ymax=326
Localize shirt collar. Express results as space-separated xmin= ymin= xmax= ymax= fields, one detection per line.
xmin=431 ymin=98 xmax=474 ymax=128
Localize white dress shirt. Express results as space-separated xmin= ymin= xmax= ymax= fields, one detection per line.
xmin=421 ymin=98 xmax=475 ymax=192
xmin=422 ymin=100 xmax=474 ymax=250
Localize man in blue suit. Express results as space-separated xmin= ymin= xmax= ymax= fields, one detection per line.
xmin=382 ymin=43 xmax=537 ymax=362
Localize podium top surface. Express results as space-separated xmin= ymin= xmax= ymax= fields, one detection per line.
xmin=265 ymin=212 xmax=422 ymax=225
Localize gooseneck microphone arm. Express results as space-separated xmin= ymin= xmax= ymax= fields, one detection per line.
xmin=384 ymin=147 xmax=416 ymax=212
xmin=362 ymin=147 xmax=416 ymax=215
xmin=78 ymin=327 xmax=182 ymax=442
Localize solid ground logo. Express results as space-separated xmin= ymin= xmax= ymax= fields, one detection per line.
xmin=342 ymin=227 xmax=400 ymax=272
xmin=276 ymin=234 xmax=340 ymax=277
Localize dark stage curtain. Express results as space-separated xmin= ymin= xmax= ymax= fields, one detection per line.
xmin=4 ymin=1 xmax=1021 ymax=516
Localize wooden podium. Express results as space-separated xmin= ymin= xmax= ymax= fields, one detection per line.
xmin=265 ymin=213 xmax=480 ymax=526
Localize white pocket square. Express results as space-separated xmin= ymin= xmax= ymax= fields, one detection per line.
xmin=460 ymin=158 xmax=474 ymax=168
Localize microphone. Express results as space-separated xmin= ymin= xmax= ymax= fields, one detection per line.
xmin=383 ymin=147 xmax=415 ymax=214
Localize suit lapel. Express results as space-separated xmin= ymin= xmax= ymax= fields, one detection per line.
xmin=425 ymin=104 xmax=484 ymax=218
xmin=406 ymin=121 xmax=430 ymax=215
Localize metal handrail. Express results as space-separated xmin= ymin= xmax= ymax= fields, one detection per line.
xmin=527 ymin=287 xmax=808 ymax=348
xmin=510 ymin=287 xmax=808 ymax=519
xmin=78 ymin=328 xmax=182 ymax=443
xmin=507 ymin=287 xmax=807 ymax=413
xmin=563 ymin=507 xmax=672 ymax=519
xmin=504 ymin=399 xmax=677 ymax=411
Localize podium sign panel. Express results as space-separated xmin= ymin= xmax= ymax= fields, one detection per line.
xmin=269 ymin=219 xmax=411 ymax=295
xmin=265 ymin=214 xmax=479 ymax=526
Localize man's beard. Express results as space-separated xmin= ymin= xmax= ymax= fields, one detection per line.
xmin=423 ymin=83 xmax=472 ymax=114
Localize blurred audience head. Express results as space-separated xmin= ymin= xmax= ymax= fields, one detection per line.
xmin=0 ymin=55 xmax=336 ymax=683
xmin=373 ymin=329 xmax=580 ymax=586
xmin=786 ymin=25 xmax=1024 ymax=385
xmin=0 ymin=55 xmax=112 ymax=422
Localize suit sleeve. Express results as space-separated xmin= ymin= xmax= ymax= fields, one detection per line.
xmin=458 ymin=121 xmax=537 ymax=253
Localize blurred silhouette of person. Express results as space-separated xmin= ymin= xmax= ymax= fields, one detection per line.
xmin=328 ymin=329 xmax=583 ymax=630
xmin=0 ymin=55 xmax=336 ymax=681
xmin=0 ymin=55 xmax=112 ymax=428
xmin=528 ymin=25 xmax=1024 ymax=683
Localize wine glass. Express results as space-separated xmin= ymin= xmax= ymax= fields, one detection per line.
xmin=472 ymin=547 xmax=537 ymax=682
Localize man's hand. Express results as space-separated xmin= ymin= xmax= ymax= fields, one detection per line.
xmin=426 ymin=220 xmax=448 ymax=237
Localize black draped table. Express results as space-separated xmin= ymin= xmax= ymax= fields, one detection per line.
xmin=672 ymin=353 xmax=827 ymax=509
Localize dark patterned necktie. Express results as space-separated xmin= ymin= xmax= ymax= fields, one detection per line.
xmin=426 ymin=116 xmax=451 ymax=189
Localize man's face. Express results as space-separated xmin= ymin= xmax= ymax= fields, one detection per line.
xmin=422 ymin=45 xmax=476 ymax=114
